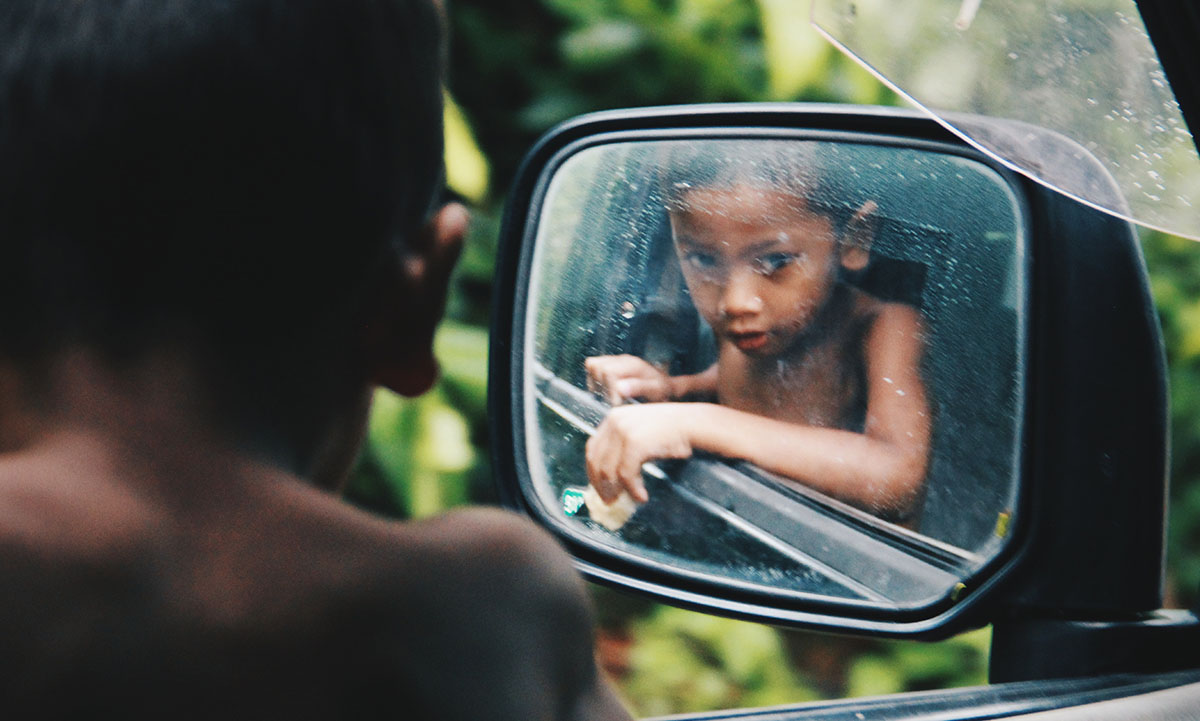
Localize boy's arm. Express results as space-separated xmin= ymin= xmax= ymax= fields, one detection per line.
xmin=585 ymin=355 xmax=717 ymax=404
xmin=587 ymin=306 xmax=930 ymax=516
xmin=674 ymin=362 xmax=718 ymax=399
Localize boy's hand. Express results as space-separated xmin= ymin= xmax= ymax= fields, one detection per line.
xmin=585 ymin=355 xmax=674 ymax=405
xmin=586 ymin=404 xmax=696 ymax=503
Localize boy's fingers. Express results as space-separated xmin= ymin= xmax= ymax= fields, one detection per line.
xmin=608 ymin=382 xmax=628 ymax=406
xmin=585 ymin=358 xmax=618 ymax=397
xmin=614 ymin=356 xmax=654 ymax=377
xmin=625 ymin=475 xmax=649 ymax=504
xmin=587 ymin=416 xmax=650 ymax=504
xmin=614 ymin=380 xmax=637 ymax=400
xmin=588 ymin=355 xmax=643 ymax=377
xmin=585 ymin=433 xmax=619 ymax=503
xmin=599 ymin=428 xmax=628 ymax=502
xmin=616 ymin=378 xmax=667 ymax=402
xmin=615 ymin=458 xmax=648 ymax=503
xmin=616 ymin=448 xmax=647 ymax=499
xmin=584 ymin=355 xmax=668 ymax=404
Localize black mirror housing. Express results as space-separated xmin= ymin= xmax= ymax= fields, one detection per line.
xmin=489 ymin=103 xmax=1169 ymax=639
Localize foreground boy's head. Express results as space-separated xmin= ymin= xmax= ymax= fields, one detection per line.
xmin=0 ymin=0 xmax=455 ymax=483
xmin=662 ymin=142 xmax=877 ymax=359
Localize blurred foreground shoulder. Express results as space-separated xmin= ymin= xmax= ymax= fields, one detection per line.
xmin=374 ymin=507 xmax=632 ymax=721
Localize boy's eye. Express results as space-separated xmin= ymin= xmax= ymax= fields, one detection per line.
xmin=753 ymin=252 xmax=799 ymax=275
xmin=684 ymin=252 xmax=719 ymax=275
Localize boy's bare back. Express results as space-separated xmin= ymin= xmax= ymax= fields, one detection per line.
xmin=0 ymin=359 xmax=621 ymax=719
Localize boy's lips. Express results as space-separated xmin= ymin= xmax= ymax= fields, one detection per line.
xmin=729 ymin=331 xmax=769 ymax=351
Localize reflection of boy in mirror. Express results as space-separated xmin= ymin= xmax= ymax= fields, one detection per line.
xmin=585 ymin=143 xmax=931 ymax=521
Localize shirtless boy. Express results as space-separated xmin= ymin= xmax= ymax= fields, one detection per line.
xmin=0 ymin=1 xmax=628 ymax=718
xmin=586 ymin=144 xmax=931 ymax=521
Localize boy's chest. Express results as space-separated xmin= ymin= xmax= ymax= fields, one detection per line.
xmin=716 ymin=335 xmax=868 ymax=430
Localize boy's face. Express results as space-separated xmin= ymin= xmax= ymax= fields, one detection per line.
xmin=669 ymin=183 xmax=840 ymax=357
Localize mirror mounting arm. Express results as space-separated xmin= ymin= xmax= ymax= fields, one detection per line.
xmin=990 ymin=611 xmax=1200 ymax=683
xmin=988 ymin=181 xmax=1190 ymax=680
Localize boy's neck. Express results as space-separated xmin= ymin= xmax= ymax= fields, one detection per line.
xmin=771 ymin=282 xmax=858 ymax=363
xmin=0 ymin=347 xmax=301 ymax=494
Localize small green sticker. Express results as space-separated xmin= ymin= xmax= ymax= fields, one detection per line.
xmin=561 ymin=488 xmax=587 ymax=516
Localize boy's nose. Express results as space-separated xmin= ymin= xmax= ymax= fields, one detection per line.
xmin=719 ymin=272 xmax=764 ymax=318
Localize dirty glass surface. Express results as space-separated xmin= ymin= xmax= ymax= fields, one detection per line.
xmin=520 ymin=137 xmax=1026 ymax=608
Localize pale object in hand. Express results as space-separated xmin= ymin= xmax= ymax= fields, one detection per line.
xmin=583 ymin=485 xmax=640 ymax=531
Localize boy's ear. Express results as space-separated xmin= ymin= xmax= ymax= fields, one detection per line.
xmin=367 ymin=203 xmax=468 ymax=397
xmin=840 ymin=200 xmax=878 ymax=272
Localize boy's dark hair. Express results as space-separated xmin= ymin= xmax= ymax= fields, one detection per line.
xmin=0 ymin=0 xmax=443 ymax=362
xmin=656 ymin=139 xmax=929 ymax=306
xmin=0 ymin=0 xmax=444 ymax=447
xmin=658 ymin=139 xmax=864 ymax=238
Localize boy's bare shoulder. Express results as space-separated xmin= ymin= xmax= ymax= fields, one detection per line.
xmin=316 ymin=504 xmax=607 ymax=719
xmin=847 ymin=286 xmax=924 ymax=332
xmin=368 ymin=504 xmax=593 ymax=641
xmin=0 ymin=450 xmax=158 ymax=567
xmin=353 ymin=503 xmax=589 ymax=622
xmin=0 ymin=453 xmax=609 ymax=717
xmin=234 ymin=481 xmax=593 ymax=644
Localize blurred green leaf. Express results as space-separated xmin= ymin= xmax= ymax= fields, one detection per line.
xmin=435 ymin=321 xmax=490 ymax=418
xmin=846 ymin=655 xmax=906 ymax=697
xmin=543 ymin=0 xmax=611 ymax=23
xmin=758 ymin=0 xmax=831 ymax=99
xmin=445 ymin=91 xmax=490 ymax=204
xmin=364 ymin=386 xmax=475 ymax=519
xmin=562 ymin=21 xmax=647 ymax=66
xmin=1143 ymin=228 xmax=1200 ymax=608
xmin=846 ymin=627 xmax=989 ymax=698
xmin=619 ymin=606 xmax=818 ymax=716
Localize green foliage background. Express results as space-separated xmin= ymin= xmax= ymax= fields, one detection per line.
xmin=344 ymin=1 xmax=1200 ymax=716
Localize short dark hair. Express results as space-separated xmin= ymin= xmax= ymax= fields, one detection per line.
xmin=658 ymin=139 xmax=864 ymax=238
xmin=0 ymin=0 xmax=444 ymax=362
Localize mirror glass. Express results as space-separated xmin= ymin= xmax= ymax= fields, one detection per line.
xmin=519 ymin=136 xmax=1026 ymax=610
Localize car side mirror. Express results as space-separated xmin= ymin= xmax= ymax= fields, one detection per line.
xmin=489 ymin=104 xmax=1170 ymax=641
